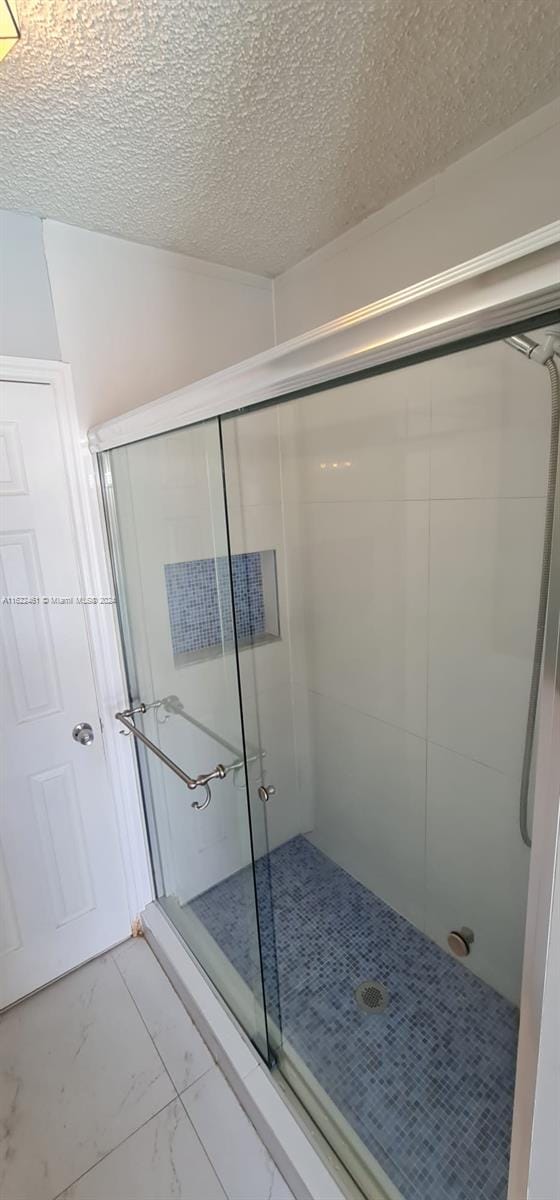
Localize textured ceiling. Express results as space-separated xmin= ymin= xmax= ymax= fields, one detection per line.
xmin=1 ymin=0 xmax=560 ymax=276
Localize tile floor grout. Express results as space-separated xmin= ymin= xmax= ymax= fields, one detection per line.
xmin=178 ymin=1071 xmax=240 ymax=1200
xmin=177 ymin=1075 xmax=230 ymax=1199
xmin=50 ymin=1095 xmax=181 ymax=1200
xmin=111 ymin=940 xmax=182 ymax=1097
xmin=52 ymin=1089 xmax=232 ymax=1200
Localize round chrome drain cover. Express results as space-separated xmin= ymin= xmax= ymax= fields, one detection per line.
xmin=355 ymin=980 xmax=388 ymax=1013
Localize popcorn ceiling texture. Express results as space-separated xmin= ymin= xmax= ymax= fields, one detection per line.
xmin=2 ymin=0 xmax=559 ymax=276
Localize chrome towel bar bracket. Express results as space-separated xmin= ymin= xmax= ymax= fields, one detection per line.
xmin=114 ymin=708 xmax=227 ymax=809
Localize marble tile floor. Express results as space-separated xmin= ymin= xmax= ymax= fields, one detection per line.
xmin=0 ymin=937 xmax=295 ymax=1200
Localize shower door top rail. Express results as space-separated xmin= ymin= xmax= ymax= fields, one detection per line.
xmin=89 ymin=221 xmax=560 ymax=453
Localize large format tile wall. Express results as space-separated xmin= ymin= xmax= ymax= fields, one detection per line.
xmin=271 ymin=339 xmax=548 ymax=1004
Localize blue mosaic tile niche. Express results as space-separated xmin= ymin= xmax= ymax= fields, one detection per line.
xmin=164 ymin=551 xmax=272 ymax=658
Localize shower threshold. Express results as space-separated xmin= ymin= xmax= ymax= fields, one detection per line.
xmin=189 ymin=836 xmax=519 ymax=1200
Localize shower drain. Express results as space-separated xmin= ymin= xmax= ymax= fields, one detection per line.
xmin=355 ymin=980 xmax=388 ymax=1013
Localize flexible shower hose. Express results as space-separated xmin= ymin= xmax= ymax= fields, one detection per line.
xmin=519 ymin=354 xmax=560 ymax=848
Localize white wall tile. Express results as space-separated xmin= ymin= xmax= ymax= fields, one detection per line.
xmin=220 ymin=408 xmax=316 ymax=853
xmin=224 ymin=499 xmax=292 ymax=695
xmin=278 ymin=369 xmax=431 ymax=504
xmin=426 ymin=742 xmax=530 ymax=1003
xmin=221 ymin=406 xmax=283 ymax=509
xmin=430 ymin=343 xmax=550 ymax=500
xmin=240 ymin=682 xmax=313 ymax=859
xmin=428 ymin=497 xmax=545 ymax=775
xmin=308 ymin=691 xmax=426 ymax=928
xmin=300 ymin=500 xmax=429 ymax=738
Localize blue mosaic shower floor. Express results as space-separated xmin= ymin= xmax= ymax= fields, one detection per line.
xmin=190 ymin=835 xmax=518 ymax=1200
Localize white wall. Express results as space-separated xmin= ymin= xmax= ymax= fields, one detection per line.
xmin=0 ymin=211 xmax=274 ymax=430
xmin=273 ymin=99 xmax=560 ymax=340
xmin=44 ymin=221 xmax=274 ymax=432
xmin=0 ymin=210 xmax=60 ymax=360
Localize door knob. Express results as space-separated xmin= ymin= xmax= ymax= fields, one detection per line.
xmin=258 ymin=784 xmax=276 ymax=803
xmin=72 ymin=722 xmax=95 ymax=746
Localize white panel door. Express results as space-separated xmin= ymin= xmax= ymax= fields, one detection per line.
xmin=0 ymin=380 xmax=130 ymax=1007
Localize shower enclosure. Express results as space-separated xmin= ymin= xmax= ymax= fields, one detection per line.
xmin=94 ymin=233 xmax=560 ymax=1200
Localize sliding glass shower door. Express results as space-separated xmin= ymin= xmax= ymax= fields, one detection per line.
xmin=101 ymin=323 xmax=553 ymax=1200
xmin=215 ymin=331 xmax=549 ymax=1200
xmin=102 ymin=419 xmax=277 ymax=1062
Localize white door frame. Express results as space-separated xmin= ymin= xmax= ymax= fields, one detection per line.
xmin=0 ymin=357 xmax=154 ymax=927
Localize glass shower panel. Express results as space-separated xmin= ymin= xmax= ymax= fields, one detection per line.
xmin=215 ymin=334 xmax=546 ymax=1200
xmin=102 ymin=419 xmax=275 ymax=1062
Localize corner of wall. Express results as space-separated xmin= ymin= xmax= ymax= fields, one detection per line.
xmin=0 ymin=208 xmax=61 ymax=361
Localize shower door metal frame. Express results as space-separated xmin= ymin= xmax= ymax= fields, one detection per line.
xmin=89 ymin=221 xmax=560 ymax=1200
xmin=90 ymin=220 xmax=560 ymax=453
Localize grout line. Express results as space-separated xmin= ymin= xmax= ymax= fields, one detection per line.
xmin=292 ymin=493 xmax=547 ymax=505
xmin=111 ymin=944 xmax=181 ymax=1098
xmin=307 ymin=688 xmax=524 ymax=781
xmin=424 ymin=736 xmax=523 ymax=780
xmin=177 ymin=1071 xmax=240 ymax=1199
xmin=112 ymin=942 xmax=217 ymax=1091
xmin=178 ymin=1068 xmax=281 ymax=1200
xmin=307 ymin=687 xmax=426 ymax=744
xmin=51 ymin=1096 xmax=179 ymax=1200
xmin=226 ymin=493 xmax=547 ymax=508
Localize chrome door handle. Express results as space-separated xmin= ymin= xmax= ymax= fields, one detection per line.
xmin=72 ymin=722 xmax=94 ymax=746
xmin=258 ymin=784 xmax=276 ymax=802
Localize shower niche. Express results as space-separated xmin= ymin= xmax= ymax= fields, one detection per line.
xmin=164 ymin=548 xmax=280 ymax=665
